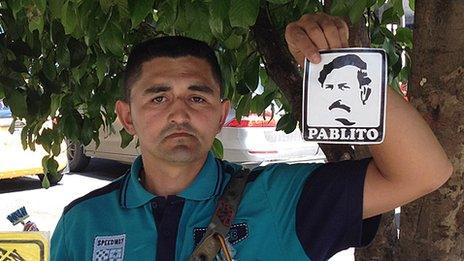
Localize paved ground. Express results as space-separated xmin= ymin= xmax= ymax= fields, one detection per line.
xmin=0 ymin=158 xmax=129 ymax=233
xmin=0 ymin=158 xmax=353 ymax=260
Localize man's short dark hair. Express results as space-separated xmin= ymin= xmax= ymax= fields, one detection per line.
xmin=123 ymin=36 xmax=223 ymax=102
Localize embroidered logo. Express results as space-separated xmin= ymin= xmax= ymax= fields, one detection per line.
xmin=194 ymin=222 xmax=248 ymax=246
xmin=92 ymin=234 xmax=126 ymax=261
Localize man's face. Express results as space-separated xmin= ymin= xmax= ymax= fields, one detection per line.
xmin=322 ymin=66 xmax=360 ymax=126
xmin=116 ymin=56 xmax=230 ymax=164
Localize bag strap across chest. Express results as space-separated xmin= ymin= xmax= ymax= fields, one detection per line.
xmin=189 ymin=165 xmax=251 ymax=261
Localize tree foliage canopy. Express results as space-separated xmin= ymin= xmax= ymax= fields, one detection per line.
xmin=0 ymin=0 xmax=413 ymax=187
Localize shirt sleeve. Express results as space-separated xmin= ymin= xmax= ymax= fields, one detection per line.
xmin=295 ymin=158 xmax=381 ymax=261
xmin=51 ymin=215 xmax=71 ymax=261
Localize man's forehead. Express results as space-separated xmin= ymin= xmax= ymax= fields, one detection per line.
xmin=138 ymin=56 xmax=219 ymax=89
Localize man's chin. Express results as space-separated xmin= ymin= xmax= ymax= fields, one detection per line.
xmin=162 ymin=146 xmax=202 ymax=163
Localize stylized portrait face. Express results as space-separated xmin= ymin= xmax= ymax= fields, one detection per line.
xmin=308 ymin=54 xmax=378 ymax=127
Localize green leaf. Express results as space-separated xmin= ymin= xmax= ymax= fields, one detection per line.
xmin=235 ymin=93 xmax=252 ymax=122
xmin=34 ymin=0 xmax=46 ymax=13
xmin=409 ymin=0 xmax=415 ymax=11
xmin=349 ymin=0 xmax=367 ymax=24
xmin=43 ymin=54 xmax=57 ymax=81
xmin=381 ymin=7 xmax=399 ymax=25
xmin=181 ymin=2 xmax=213 ymax=43
xmin=7 ymin=0 xmax=23 ymax=17
xmin=244 ymin=55 xmax=260 ymax=93
xmin=211 ymin=138 xmax=224 ymax=159
xmin=50 ymin=93 xmax=64 ymax=116
xmin=99 ymin=0 xmax=115 ymax=13
xmin=330 ymin=0 xmax=349 ymax=16
xmin=391 ymin=0 xmax=404 ymax=17
xmin=68 ymin=38 xmax=87 ymax=68
xmin=276 ymin=113 xmax=297 ymax=134
xmin=223 ymin=34 xmax=243 ymax=49
xmin=96 ymin=55 xmax=108 ymax=85
xmin=395 ymin=27 xmax=413 ymax=49
xmin=119 ymin=128 xmax=134 ymax=148
xmin=47 ymin=157 xmax=59 ymax=175
xmin=49 ymin=0 xmax=62 ymax=19
xmin=209 ymin=0 xmax=230 ymax=36
xmin=6 ymin=89 xmax=27 ymax=118
xmin=128 ymin=0 xmax=155 ymax=28
xmin=155 ymin=0 xmax=178 ymax=32
xmin=8 ymin=118 xmax=15 ymax=134
xmin=229 ymin=0 xmax=259 ymax=28
xmin=61 ymin=2 xmax=78 ymax=35
xmin=56 ymin=43 xmax=71 ymax=68
xmin=21 ymin=126 xmax=28 ymax=150
xmin=100 ymin=22 xmax=125 ymax=57
xmin=81 ymin=117 xmax=94 ymax=146
xmin=41 ymin=155 xmax=51 ymax=188
xmin=27 ymin=7 xmax=45 ymax=35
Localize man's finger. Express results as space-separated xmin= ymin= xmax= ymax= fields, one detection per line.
xmin=316 ymin=16 xmax=342 ymax=49
xmin=285 ymin=23 xmax=321 ymax=64
xmin=332 ymin=16 xmax=349 ymax=48
xmin=297 ymin=14 xmax=329 ymax=51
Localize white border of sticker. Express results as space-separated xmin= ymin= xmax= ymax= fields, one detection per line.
xmin=302 ymin=48 xmax=387 ymax=144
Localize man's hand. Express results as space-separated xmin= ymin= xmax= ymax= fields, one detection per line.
xmin=285 ymin=12 xmax=349 ymax=66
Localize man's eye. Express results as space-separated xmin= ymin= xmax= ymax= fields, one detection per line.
xmin=152 ymin=96 xmax=166 ymax=103
xmin=191 ymin=97 xmax=206 ymax=103
xmin=325 ymin=84 xmax=334 ymax=90
xmin=338 ymin=83 xmax=350 ymax=90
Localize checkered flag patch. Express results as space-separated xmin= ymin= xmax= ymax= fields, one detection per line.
xmin=93 ymin=234 xmax=126 ymax=261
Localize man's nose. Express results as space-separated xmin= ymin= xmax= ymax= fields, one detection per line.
xmin=168 ymin=98 xmax=190 ymax=124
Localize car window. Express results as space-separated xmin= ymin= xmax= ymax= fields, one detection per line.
xmin=0 ymin=100 xmax=12 ymax=119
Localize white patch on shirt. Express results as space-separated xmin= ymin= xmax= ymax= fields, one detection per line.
xmin=92 ymin=234 xmax=126 ymax=261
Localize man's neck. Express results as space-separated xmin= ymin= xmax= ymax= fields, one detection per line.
xmin=140 ymin=154 xmax=207 ymax=197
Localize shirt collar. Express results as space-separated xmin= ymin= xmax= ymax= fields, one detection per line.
xmin=120 ymin=155 xmax=155 ymax=209
xmin=120 ymin=152 xmax=221 ymax=208
xmin=178 ymin=151 xmax=221 ymax=201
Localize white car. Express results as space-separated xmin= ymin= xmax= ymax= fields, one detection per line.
xmin=67 ymin=110 xmax=325 ymax=171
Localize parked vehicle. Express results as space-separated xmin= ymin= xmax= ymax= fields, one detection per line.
xmin=0 ymin=101 xmax=68 ymax=184
xmin=67 ymin=109 xmax=325 ymax=172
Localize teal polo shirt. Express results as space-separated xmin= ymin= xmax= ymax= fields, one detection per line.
xmin=51 ymin=152 xmax=379 ymax=261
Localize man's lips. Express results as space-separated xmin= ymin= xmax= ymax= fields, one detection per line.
xmin=165 ymin=132 xmax=194 ymax=139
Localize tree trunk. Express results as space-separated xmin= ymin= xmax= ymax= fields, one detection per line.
xmin=399 ymin=1 xmax=464 ymax=260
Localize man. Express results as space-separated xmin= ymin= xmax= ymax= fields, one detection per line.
xmin=51 ymin=12 xmax=452 ymax=260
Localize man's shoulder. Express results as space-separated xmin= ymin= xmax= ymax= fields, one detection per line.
xmin=63 ymin=174 xmax=127 ymax=216
xmin=218 ymin=158 xmax=323 ymax=186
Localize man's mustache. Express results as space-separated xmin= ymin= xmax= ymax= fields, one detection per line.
xmin=328 ymin=99 xmax=351 ymax=113
xmin=160 ymin=123 xmax=198 ymax=139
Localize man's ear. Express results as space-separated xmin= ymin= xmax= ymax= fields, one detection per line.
xmin=217 ymin=99 xmax=231 ymax=134
xmin=115 ymin=100 xmax=136 ymax=135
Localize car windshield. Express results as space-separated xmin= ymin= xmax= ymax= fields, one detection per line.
xmin=0 ymin=100 xmax=12 ymax=119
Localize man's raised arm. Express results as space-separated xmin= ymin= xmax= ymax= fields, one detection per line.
xmin=284 ymin=12 xmax=453 ymax=219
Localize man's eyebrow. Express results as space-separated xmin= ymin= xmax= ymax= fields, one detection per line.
xmin=143 ymin=85 xmax=171 ymax=95
xmin=188 ymin=85 xmax=215 ymax=95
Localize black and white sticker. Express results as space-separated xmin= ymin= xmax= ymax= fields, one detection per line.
xmin=92 ymin=234 xmax=125 ymax=261
xmin=302 ymin=48 xmax=387 ymax=144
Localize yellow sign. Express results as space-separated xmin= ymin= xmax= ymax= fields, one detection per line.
xmin=0 ymin=232 xmax=49 ymax=261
